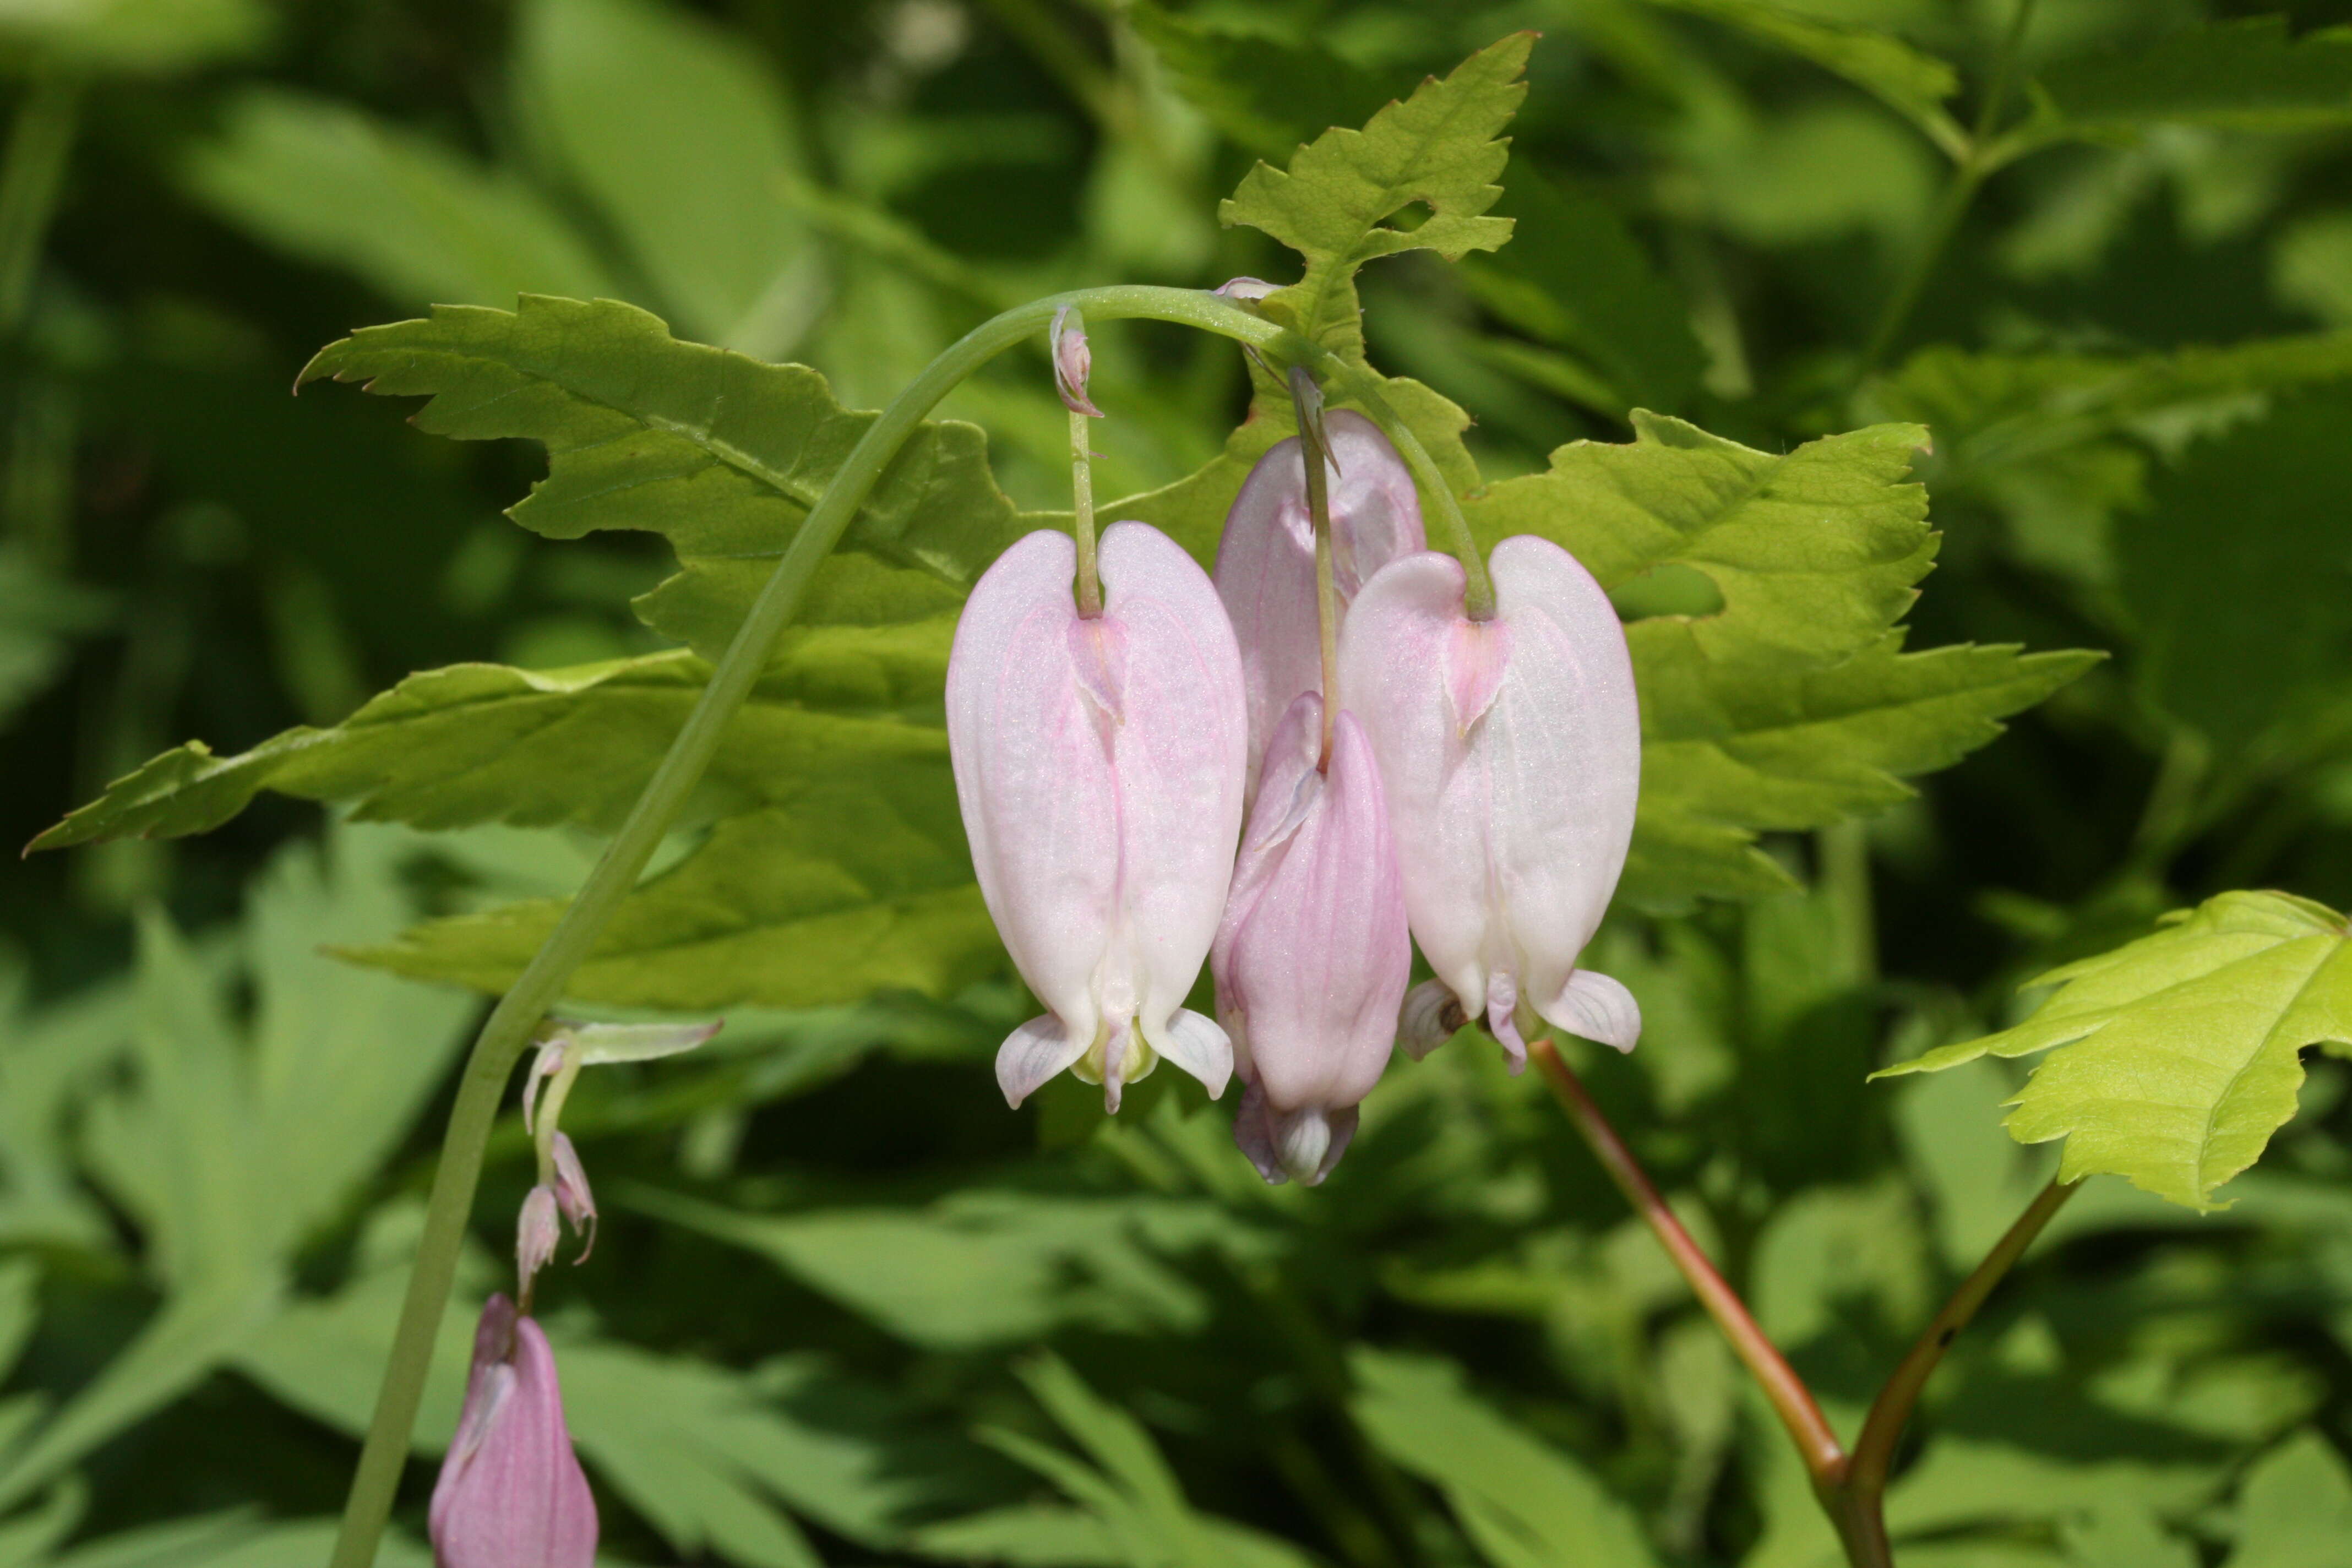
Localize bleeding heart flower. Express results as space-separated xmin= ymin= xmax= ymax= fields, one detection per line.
xmin=1213 ymin=692 xmax=1409 ymax=1184
xmin=1337 ymin=535 xmax=1643 ymax=1068
xmin=1213 ymin=411 xmax=1424 ymax=793
xmin=948 ymin=522 xmax=1248 ymax=1110
xmin=429 ymin=1295 xmax=597 ymax=1568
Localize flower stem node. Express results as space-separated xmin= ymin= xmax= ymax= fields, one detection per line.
xmin=1050 ymin=305 xmax=1103 ymax=418
xmin=948 ymin=524 xmax=1250 ymax=1113
xmin=430 ymin=1295 xmax=597 ymax=1568
xmin=1339 ymin=537 xmax=1646 ymax=1070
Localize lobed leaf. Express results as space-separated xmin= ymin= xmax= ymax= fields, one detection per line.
xmin=1641 ymin=0 xmax=1964 ymax=156
xmin=1876 ymin=891 xmax=2352 ymax=1210
xmin=1468 ymin=413 xmax=2097 ymax=903
xmin=297 ymin=295 xmax=1019 ymax=658
xmin=1219 ymin=32 xmax=1529 ymax=362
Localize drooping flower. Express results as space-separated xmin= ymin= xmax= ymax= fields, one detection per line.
xmin=549 ymin=1133 xmax=595 ymax=1255
xmin=1213 ymin=411 xmax=1424 ymax=791
xmin=1337 ymin=535 xmax=1644 ymax=1068
xmin=1050 ymin=305 xmax=1103 ymax=417
xmin=1212 ymin=692 xmax=1409 ymax=1184
xmin=947 ymin=521 xmax=1249 ymax=1110
xmin=515 ymin=1186 xmax=560 ymax=1289
xmin=429 ymin=1295 xmax=597 ymax=1568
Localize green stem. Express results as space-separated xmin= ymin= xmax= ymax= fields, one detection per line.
xmin=1856 ymin=0 xmax=2039 ymax=375
xmin=325 ymin=284 xmax=1306 ymax=1568
xmin=1319 ymin=366 xmax=1494 ymax=619
xmin=0 ymin=72 xmax=81 ymax=336
xmin=1528 ymin=1041 xmax=1846 ymax=1484
xmin=1292 ymin=365 xmax=1340 ymax=765
xmin=1069 ymin=405 xmax=1101 ymax=617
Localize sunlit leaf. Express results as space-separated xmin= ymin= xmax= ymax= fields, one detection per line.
xmin=1469 ymin=414 xmax=2098 ymax=903
xmin=1876 ymin=891 xmax=2352 ymax=1210
xmin=1220 ymin=33 xmax=1529 ymax=362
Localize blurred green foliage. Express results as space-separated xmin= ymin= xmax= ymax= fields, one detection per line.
xmin=8 ymin=2 xmax=2352 ymax=1566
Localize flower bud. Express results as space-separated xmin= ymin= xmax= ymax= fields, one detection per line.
xmin=516 ymin=1185 xmax=560 ymax=1288
xmin=1215 ymin=277 xmax=1278 ymax=302
xmin=947 ymin=523 xmax=1248 ymax=1110
xmin=1212 ymin=694 xmax=1409 ymax=1185
xmin=549 ymin=1133 xmax=596 ymax=1259
xmin=1338 ymin=536 xmax=1643 ymax=1069
xmin=430 ymin=1295 xmax=597 ymax=1568
xmin=1213 ymin=411 xmax=1424 ymax=793
xmin=1050 ymin=305 xmax=1103 ymax=418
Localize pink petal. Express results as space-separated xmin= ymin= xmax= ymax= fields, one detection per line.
xmin=1213 ymin=413 xmax=1423 ymax=793
xmin=431 ymin=1305 xmax=597 ymax=1568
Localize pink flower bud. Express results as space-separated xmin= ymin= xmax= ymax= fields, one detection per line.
xmin=947 ymin=523 xmax=1249 ymax=1111
xmin=1215 ymin=277 xmax=1278 ymax=302
xmin=1213 ymin=693 xmax=1409 ymax=1185
xmin=1213 ymin=411 xmax=1424 ymax=793
xmin=430 ymin=1295 xmax=597 ymax=1568
xmin=549 ymin=1134 xmax=597 ymax=1261
xmin=1050 ymin=306 xmax=1103 ymax=418
xmin=516 ymin=1185 xmax=560 ymax=1288
xmin=1338 ymin=536 xmax=1644 ymax=1069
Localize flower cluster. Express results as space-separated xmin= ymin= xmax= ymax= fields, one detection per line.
xmin=948 ymin=346 xmax=1642 ymax=1185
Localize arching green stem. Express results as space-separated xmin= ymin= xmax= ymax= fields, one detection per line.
xmin=324 ymin=282 xmax=1460 ymax=1568
xmin=1317 ymin=366 xmax=1494 ymax=619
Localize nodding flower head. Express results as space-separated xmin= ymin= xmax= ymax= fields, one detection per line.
xmin=1213 ymin=693 xmax=1409 ymax=1185
xmin=947 ymin=522 xmax=1249 ymax=1112
xmin=429 ymin=1295 xmax=597 ymax=1568
xmin=1050 ymin=305 xmax=1103 ymax=418
xmin=1338 ymin=535 xmax=1644 ymax=1069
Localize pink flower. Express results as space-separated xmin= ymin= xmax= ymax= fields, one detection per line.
xmin=1337 ymin=536 xmax=1643 ymax=1068
xmin=947 ymin=522 xmax=1249 ymax=1110
xmin=1213 ymin=411 xmax=1424 ymax=792
xmin=429 ymin=1295 xmax=597 ymax=1568
xmin=1213 ymin=693 xmax=1409 ymax=1184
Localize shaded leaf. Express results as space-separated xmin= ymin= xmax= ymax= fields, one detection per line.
xmin=181 ymin=89 xmax=618 ymax=309
xmin=1877 ymin=891 xmax=2352 ymax=1210
xmin=1642 ymin=0 xmax=1963 ymax=155
xmin=1125 ymin=3 xmax=1395 ymax=161
xmin=0 ymin=0 xmax=269 ymax=74
xmin=1220 ymin=34 xmax=1529 ymax=361
xmin=2226 ymin=1430 xmax=2352 ymax=1568
xmin=2028 ymin=18 xmax=2352 ymax=144
xmin=0 ymin=549 xmax=109 ymax=729
xmin=1349 ymin=1347 xmax=1659 ymax=1568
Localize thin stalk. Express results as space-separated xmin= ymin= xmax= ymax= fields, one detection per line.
xmin=1070 ymin=406 xmax=1101 ymax=617
xmin=1527 ymin=1039 xmax=1844 ymax=1482
xmin=325 ymin=284 xmax=1298 ymax=1568
xmin=1856 ymin=0 xmax=2039 ymax=375
xmin=1319 ymin=366 xmax=1494 ymax=620
xmin=1846 ymin=1177 xmax=2079 ymax=1502
xmin=0 ymin=72 xmax=82 ymax=335
xmin=1292 ymin=365 xmax=1340 ymax=765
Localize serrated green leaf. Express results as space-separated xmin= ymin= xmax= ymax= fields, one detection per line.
xmin=1462 ymin=167 xmax=1705 ymax=416
xmin=345 ymin=781 xmax=993 ymax=1010
xmin=181 ymin=89 xmax=619 ymax=310
xmin=2226 ymin=1430 xmax=2352 ymax=1568
xmin=31 ymin=627 xmax=949 ymax=852
xmin=513 ymin=0 xmax=813 ymax=352
xmin=1349 ymin=1347 xmax=1659 ymax=1568
xmin=1640 ymin=0 xmax=1964 ymax=157
xmin=1468 ymin=414 xmax=2096 ymax=903
xmin=297 ymin=295 xmax=1020 ymax=658
xmin=1876 ymin=891 xmax=2352 ymax=1210
xmin=1219 ymin=33 xmax=1528 ymax=362
xmin=1125 ymin=2 xmax=1395 ymax=161
xmin=2027 ymin=18 xmax=2352 ymax=145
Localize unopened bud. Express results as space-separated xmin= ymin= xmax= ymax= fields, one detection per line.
xmin=430 ymin=1295 xmax=597 ymax=1568
xmin=1050 ymin=306 xmax=1103 ymax=417
xmin=517 ymin=1185 xmax=560 ymax=1288
xmin=1216 ymin=277 xmax=1278 ymax=302
xmin=550 ymin=1133 xmax=597 ymax=1262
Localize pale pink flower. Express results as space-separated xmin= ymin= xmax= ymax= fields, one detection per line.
xmin=1213 ymin=693 xmax=1409 ymax=1184
xmin=429 ymin=1295 xmax=597 ymax=1568
xmin=1338 ymin=536 xmax=1643 ymax=1068
xmin=1213 ymin=411 xmax=1424 ymax=793
xmin=947 ymin=522 xmax=1248 ymax=1110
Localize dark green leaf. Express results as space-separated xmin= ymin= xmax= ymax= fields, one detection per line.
xmin=2029 ymin=18 xmax=2352 ymax=143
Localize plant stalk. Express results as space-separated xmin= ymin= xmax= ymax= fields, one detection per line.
xmin=1070 ymin=406 xmax=1102 ymax=617
xmin=1527 ymin=1039 xmax=1845 ymax=1482
xmin=1291 ymin=364 xmax=1341 ymax=765
xmin=325 ymin=284 xmax=1308 ymax=1568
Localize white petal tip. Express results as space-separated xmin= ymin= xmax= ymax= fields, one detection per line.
xmin=1551 ymin=970 xmax=1642 ymax=1053
xmin=1398 ymin=979 xmax=1468 ymax=1060
xmin=997 ymin=1016 xmax=1087 ymax=1109
xmin=1148 ymin=1009 xmax=1234 ymax=1100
